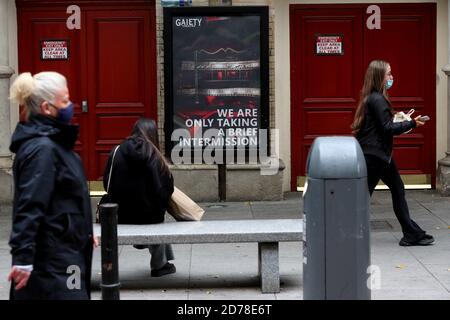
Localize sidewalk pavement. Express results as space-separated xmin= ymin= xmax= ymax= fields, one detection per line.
xmin=0 ymin=190 xmax=449 ymax=300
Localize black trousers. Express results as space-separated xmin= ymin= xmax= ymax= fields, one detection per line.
xmin=365 ymin=154 xmax=426 ymax=242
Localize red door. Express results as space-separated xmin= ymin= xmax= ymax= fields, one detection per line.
xmin=363 ymin=5 xmax=436 ymax=187
xmin=17 ymin=0 xmax=157 ymax=181
xmin=17 ymin=8 xmax=89 ymax=171
xmin=290 ymin=4 xmax=436 ymax=190
xmin=85 ymin=9 xmax=156 ymax=180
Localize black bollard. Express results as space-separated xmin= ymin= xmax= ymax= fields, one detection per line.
xmin=99 ymin=203 xmax=120 ymax=300
xmin=218 ymin=163 xmax=226 ymax=201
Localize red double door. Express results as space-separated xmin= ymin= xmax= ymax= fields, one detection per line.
xmin=17 ymin=0 xmax=157 ymax=181
xmin=290 ymin=4 xmax=436 ymax=190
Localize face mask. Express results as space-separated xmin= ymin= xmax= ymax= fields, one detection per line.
xmin=385 ymin=79 xmax=394 ymax=90
xmin=57 ymin=103 xmax=74 ymax=123
xmin=49 ymin=102 xmax=74 ymax=124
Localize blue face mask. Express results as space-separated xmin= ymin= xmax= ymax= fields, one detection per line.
xmin=50 ymin=102 xmax=74 ymax=124
xmin=385 ymin=79 xmax=394 ymax=90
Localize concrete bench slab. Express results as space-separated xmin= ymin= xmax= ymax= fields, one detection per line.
xmin=94 ymin=218 xmax=303 ymax=293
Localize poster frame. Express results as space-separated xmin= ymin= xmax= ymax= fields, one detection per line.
xmin=163 ymin=6 xmax=270 ymax=160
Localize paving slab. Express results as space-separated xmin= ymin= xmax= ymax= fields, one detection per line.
xmin=1 ymin=190 xmax=450 ymax=300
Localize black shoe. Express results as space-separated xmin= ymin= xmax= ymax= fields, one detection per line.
xmin=399 ymin=235 xmax=435 ymax=246
xmin=151 ymin=263 xmax=176 ymax=277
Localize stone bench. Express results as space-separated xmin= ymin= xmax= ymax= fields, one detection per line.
xmin=94 ymin=218 xmax=303 ymax=293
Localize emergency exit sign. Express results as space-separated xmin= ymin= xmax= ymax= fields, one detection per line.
xmin=315 ymin=35 xmax=343 ymax=55
xmin=41 ymin=40 xmax=69 ymax=60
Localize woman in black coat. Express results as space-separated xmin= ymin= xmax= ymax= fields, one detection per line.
xmin=352 ymin=60 xmax=434 ymax=246
xmin=8 ymin=72 xmax=94 ymax=299
xmin=103 ymin=118 xmax=175 ymax=277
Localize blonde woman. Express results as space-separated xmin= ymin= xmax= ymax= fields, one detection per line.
xmin=8 ymin=72 xmax=94 ymax=299
xmin=352 ymin=60 xmax=434 ymax=247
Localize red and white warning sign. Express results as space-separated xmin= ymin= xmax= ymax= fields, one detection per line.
xmin=315 ymin=35 xmax=343 ymax=55
xmin=41 ymin=40 xmax=69 ymax=60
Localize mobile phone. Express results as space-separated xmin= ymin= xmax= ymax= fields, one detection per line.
xmin=419 ymin=116 xmax=430 ymax=121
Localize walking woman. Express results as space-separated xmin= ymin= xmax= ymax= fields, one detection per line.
xmin=103 ymin=118 xmax=176 ymax=276
xmin=352 ymin=60 xmax=434 ymax=246
xmin=8 ymin=72 xmax=94 ymax=299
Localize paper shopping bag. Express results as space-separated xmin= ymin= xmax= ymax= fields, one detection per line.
xmin=167 ymin=186 xmax=204 ymax=221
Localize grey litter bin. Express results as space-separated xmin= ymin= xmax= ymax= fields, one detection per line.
xmin=303 ymin=136 xmax=370 ymax=300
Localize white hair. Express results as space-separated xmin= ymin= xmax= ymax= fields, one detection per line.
xmin=9 ymin=71 xmax=67 ymax=115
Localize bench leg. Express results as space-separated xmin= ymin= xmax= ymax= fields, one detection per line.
xmin=258 ymin=242 xmax=280 ymax=293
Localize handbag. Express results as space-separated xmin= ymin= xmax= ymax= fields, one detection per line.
xmin=167 ymin=186 xmax=205 ymax=221
xmin=393 ymin=108 xmax=415 ymax=134
xmin=96 ymin=145 xmax=120 ymax=223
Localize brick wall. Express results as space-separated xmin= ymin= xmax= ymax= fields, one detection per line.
xmin=156 ymin=0 xmax=276 ymax=156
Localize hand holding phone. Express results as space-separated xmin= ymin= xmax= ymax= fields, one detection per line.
xmin=419 ymin=116 xmax=430 ymax=122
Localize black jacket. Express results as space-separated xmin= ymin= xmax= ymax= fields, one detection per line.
xmin=103 ymin=137 xmax=174 ymax=224
xmin=9 ymin=114 xmax=93 ymax=300
xmin=356 ymin=92 xmax=416 ymax=163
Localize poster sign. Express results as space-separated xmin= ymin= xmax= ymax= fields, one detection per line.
xmin=41 ymin=40 xmax=69 ymax=60
xmin=315 ymin=35 xmax=343 ymax=55
xmin=164 ymin=7 xmax=269 ymax=155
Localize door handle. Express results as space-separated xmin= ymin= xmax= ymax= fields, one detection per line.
xmin=82 ymin=100 xmax=88 ymax=113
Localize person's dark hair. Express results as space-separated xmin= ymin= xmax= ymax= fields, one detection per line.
xmin=351 ymin=60 xmax=394 ymax=134
xmin=129 ymin=118 xmax=169 ymax=173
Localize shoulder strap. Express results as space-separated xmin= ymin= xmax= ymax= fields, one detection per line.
xmin=106 ymin=145 xmax=120 ymax=193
